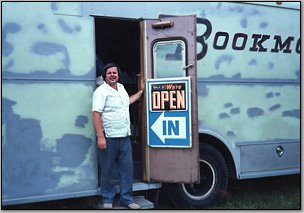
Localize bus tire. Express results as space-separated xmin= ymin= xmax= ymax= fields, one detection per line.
xmin=166 ymin=143 xmax=228 ymax=208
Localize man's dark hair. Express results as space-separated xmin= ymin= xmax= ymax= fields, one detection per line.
xmin=102 ymin=63 xmax=121 ymax=80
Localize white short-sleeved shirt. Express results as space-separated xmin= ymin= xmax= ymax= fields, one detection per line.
xmin=92 ymin=82 xmax=131 ymax=138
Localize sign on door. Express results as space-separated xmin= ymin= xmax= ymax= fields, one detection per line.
xmin=146 ymin=77 xmax=192 ymax=148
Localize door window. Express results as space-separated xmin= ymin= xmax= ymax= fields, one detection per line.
xmin=153 ymin=40 xmax=186 ymax=78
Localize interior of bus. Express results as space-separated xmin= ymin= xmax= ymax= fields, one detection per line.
xmin=94 ymin=17 xmax=143 ymax=183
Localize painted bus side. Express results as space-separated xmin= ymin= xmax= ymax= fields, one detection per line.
xmin=2 ymin=2 xmax=300 ymax=207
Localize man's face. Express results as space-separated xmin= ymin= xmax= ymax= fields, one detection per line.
xmin=105 ymin=66 xmax=119 ymax=86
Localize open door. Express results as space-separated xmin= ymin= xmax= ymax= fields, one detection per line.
xmin=140 ymin=15 xmax=199 ymax=183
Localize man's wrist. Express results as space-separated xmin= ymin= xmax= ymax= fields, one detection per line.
xmin=96 ymin=133 xmax=104 ymax=138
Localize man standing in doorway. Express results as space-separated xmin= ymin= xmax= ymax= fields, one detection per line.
xmin=92 ymin=63 xmax=144 ymax=209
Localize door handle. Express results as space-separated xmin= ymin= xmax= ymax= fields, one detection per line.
xmin=183 ymin=64 xmax=193 ymax=70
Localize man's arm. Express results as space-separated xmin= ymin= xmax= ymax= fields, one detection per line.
xmin=92 ymin=111 xmax=107 ymax=149
xmin=129 ymin=90 xmax=143 ymax=105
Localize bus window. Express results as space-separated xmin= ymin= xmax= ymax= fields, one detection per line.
xmin=153 ymin=40 xmax=186 ymax=78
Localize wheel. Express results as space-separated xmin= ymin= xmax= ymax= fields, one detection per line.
xmin=166 ymin=143 xmax=228 ymax=208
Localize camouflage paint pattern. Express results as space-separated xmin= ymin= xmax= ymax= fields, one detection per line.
xmin=2 ymin=2 xmax=96 ymax=205
xmin=2 ymin=1 xmax=300 ymax=204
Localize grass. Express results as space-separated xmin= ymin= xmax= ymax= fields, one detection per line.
xmin=158 ymin=174 xmax=301 ymax=209
xmin=3 ymin=174 xmax=301 ymax=210
xmin=209 ymin=174 xmax=301 ymax=209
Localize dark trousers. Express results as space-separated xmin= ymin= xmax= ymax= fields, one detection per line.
xmin=99 ymin=137 xmax=133 ymax=205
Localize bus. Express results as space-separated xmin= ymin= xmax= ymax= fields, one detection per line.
xmin=2 ymin=2 xmax=300 ymax=208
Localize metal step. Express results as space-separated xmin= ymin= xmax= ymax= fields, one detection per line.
xmin=100 ymin=196 xmax=154 ymax=209
xmin=96 ymin=181 xmax=162 ymax=194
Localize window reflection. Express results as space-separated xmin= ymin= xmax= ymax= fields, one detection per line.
xmin=153 ymin=40 xmax=186 ymax=78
